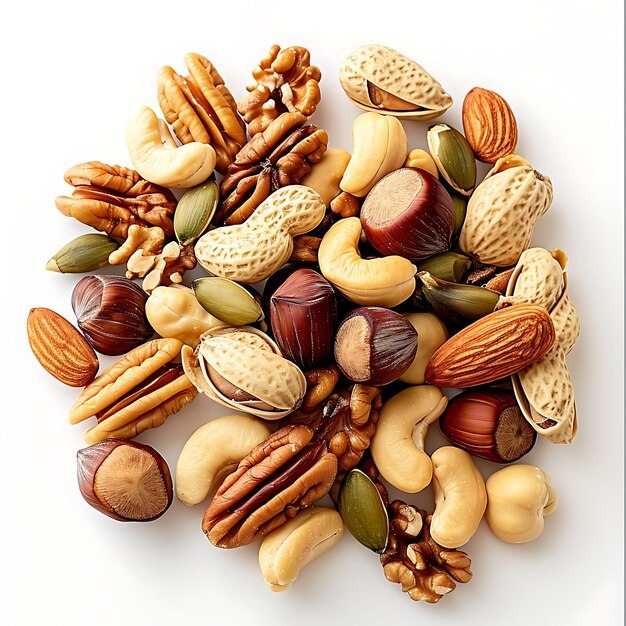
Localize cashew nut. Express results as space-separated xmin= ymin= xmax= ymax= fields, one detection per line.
xmin=340 ymin=112 xmax=408 ymax=197
xmin=485 ymin=464 xmax=557 ymax=543
xmin=399 ymin=313 xmax=449 ymax=385
xmin=126 ymin=106 xmax=216 ymax=189
xmin=258 ymin=507 xmax=344 ymax=591
xmin=175 ymin=414 xmax=271 ymax=505
xmin=301 ymin=147 xmax=351 ymax=206
xmin=145 ymin=285 xmax=224 ymax=348
xmin=318 ymin=217 xmax=416 ymax=307
xmin=370 ymin=386 xmax=447 ymax=493
xmin=430 ymin=446 xmax=487 ymax=548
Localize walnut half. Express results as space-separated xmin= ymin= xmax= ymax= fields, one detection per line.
xmin=380 ymin=501 xmax=472 ymax=603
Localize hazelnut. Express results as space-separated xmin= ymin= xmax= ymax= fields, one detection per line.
xmin=334 ymin=307 xmax=417 ymax=386
xmin=77 ymin=439 xmax=173 ymax=522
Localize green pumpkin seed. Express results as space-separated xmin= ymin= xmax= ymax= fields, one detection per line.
xmin=427 ymin=124 xmax=476 ymax=196
xmin=174 ymin=178 xmax=219 ymax=246
xmin=46 ymin=233 xmax=119 ymax=273
xmin=338 ymin=469 xmax=389 ymax=553
xmin=416 ymin=252 xmax=471 ymax=283
xmin=192 ymin=277 xmax=263 ymax=326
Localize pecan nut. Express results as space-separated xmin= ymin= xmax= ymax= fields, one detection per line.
xmin=55 ymin=161 xmax=176 ymax=238
xmin=380 ymin=501 xmax=472 ymax=603
xmin=69 ymin=338 xmax=197 ymax=444
xmin=215 ymin=112 xmax=328 ymax=225
xmin=238 ymin=45 xmax=321 ymax=136
xmin=202 ymin=424 xmax=337 ymax=548
xmin=157 ymin=53 xmax=247 ymax=175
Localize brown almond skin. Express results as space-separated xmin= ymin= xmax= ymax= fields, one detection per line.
xmin=462 ymin=87 xmax=518 ymax=163
xmin=425 ymin=304 xmax=555 ymax=388
xmin=27 ymin=307 xmax=99 ymax=387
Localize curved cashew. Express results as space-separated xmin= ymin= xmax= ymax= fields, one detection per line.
xmin=145 ymin=285 xmax=224 ymax=348
xmin=126 ymin=106 xmax=216 ymax=189
xmin=318 ymin=217 xmax=416 ymax=307
xmin=485 ymin=464 xmax=557 ymax=543
xmin=175 ymin=414 xmax=271 ymax=505
xmin=370 ymin=386 xmax=447 ymax=493
xmin=258 ymin=507 xmax=344 ymax=591
xmin=430 ymin=446 xmax=487 ymax=548
xmin=340 ymin=113 xmax=407 ymax=197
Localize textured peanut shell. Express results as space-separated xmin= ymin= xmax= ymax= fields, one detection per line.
xmin=339 ymin=45 xmax=452 ymax=120
xmin=195 ymin=185 xmax=325 ymax=283
xmin=459 ymin=157 xmax=553 ymax=266
xmin=425 ymin=304 xmax=556 ymax=388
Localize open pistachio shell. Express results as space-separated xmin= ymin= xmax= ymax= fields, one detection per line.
xmin=339 ymin=45 xmax=452 ymax=121
xmin=428 ymin=124 xmax=477 ymax=196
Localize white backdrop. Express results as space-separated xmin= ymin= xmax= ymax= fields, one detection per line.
xmin=2 ymin=1 xmax=623 ymax=624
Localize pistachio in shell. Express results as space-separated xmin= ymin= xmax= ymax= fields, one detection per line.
xmin=174 ymin=178 xmax=219 ymax=246
xmin=192 ymin=277 xmax=263 ymax=327
xmin=427 ymin=124 xmax=477 ymax=196
xmin=338 ymin=468 xmax=389 ymax=553
xmin=339 ymin=45 xmax=452 ymax=121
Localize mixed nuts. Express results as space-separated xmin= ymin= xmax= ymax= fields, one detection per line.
xmin=28 ymin=42 xmax=580 ymax=605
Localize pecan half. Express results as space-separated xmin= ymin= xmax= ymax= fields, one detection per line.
xmin=69 ymin=338 xmax=197 ymax=444
xmin=380 ymin=502 xmax=472 ymax=603
xmin=202 ymin=425 xmax=337 ymax=548
xmin=55 ymin=161 xmax=176 ymax=238
xmin=283 ymin=381 xmax=381 ymax=473
xmin=238 ymin=45 xmax=321 ymax=136
xmin=215 ymin=112 xmax=328 ymax=225
xmin=157 ymin=53 xmax=247 ymax=175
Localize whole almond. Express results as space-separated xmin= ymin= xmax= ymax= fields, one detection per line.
xmin=425 ymin=304 xmax=555 ymax=388
xmin=462 ymin=87 xmax=518 ymax=163
xmin=27 ymin=307 xmax=99 ymax=387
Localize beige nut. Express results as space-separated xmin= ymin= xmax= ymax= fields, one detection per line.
xmin=459 ymin=155 xmax=553 ymax=266
xmin=126 ymin=106 xmax=216 ymax=189
xmin=399 ymin=313 xmax=449 ymax=385
xmin=195 ymin=185 xmax=326 ymax=284
xmin=145 ymin=285 xmax=224 ymax=348
xmin=340 ymin=112 xmax=408 ymax=197
xmin=301 ymin=147 xmax=352 ymax=206
xmin=485 ymin=464 xmax=557 ymax=543
xmin=175 ymin=414 xmax=272 ymax=505
xmin=430 ymin=446 xmax=487 ymax=548
xmin=318 ymin=217 xmax=416 ymax=307
xmin=258 ymin=506 xmax=344 ymax=591
xmin=370 ymin=386 xmax=447 ymax=493
xmin=404 ymin=149 xmax=439 ymax=179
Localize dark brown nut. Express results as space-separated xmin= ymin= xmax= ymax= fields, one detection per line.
xmin=284 ymin=383 xmax=381 ymax=473
xmin=380 ymin=501 xmax=472 ymax=603
xmin=270 ymin=269 xmax=336 ymax=369
xmin=238 ymin=44 xmax=321 ymax=136
xmin=69 ymin=337 xmax=197 ymax=444
xmin=484 ymin=268 xmax=515 ymax=294
xmin=215 ymin=112 xmax=328 ymax=225
xmin=77 ymin=439 xmax=173 ymax=522
xmin=71 ymin=275 xmax=153 ymax=356
xmin=360 ymin=168 xmax=454 ymax=262
xmin=334 ymin=307 xmax=418 ymax=385
xmin=157 ymin=53 xmax=247 ymax=175
xmin=440 ymin=389 xmax=536 ymax=463
xmin=202 ymin=425 xmax=337 ymax=548
xmin=55 ymin=161 xmax=176 ymax=238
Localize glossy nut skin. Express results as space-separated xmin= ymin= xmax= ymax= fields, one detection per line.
xmin=258 ymin=507 xmax=344 ymax=591
xmin=430 ymin=447 xmax=487 ymax=548
xmin=485 ymin=464 xmax=557 ymax=543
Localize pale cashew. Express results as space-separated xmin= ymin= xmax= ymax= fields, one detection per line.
xmin=430 ymin=446 xmax=487 ymax=548
xmin=258 ymin=507 xmax=344 ymax=592
xmin=175 ymin=414 xmax=271 ymax=505
xmin=146 ymin=285 xmax=224 ymax=348
xmin=370 ymin=386 xmax=447 ymax=493
xmin=399 ymin=313 xmax=449 ymax=385
xmin=318 ymin=217 xmax=416 ymax=307
xmin=485 ymin=464 xmax=557 ymax=543
xmin=301 ymin=147 xmax=351 ymax=206
xmin=126 ymin=106 xmax=216 ymax=189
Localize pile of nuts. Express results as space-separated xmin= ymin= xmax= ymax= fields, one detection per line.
xmin=27 ymin=43 xmax=580 ymax=603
